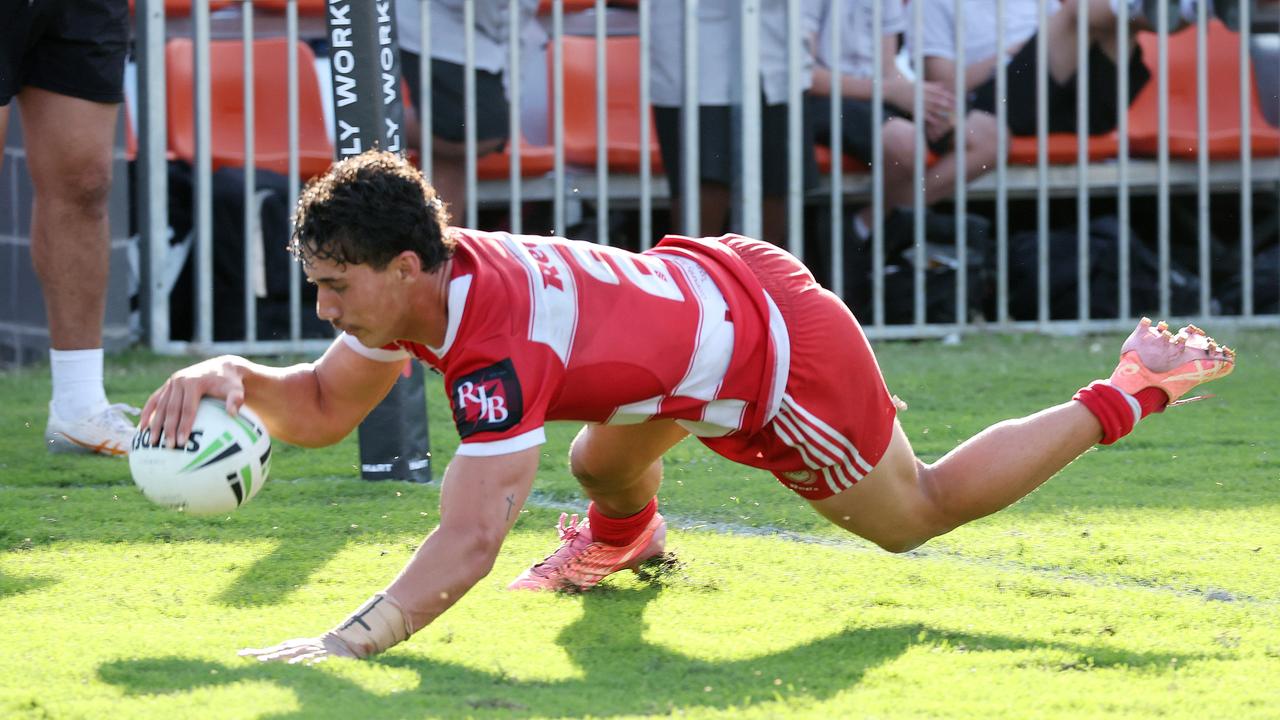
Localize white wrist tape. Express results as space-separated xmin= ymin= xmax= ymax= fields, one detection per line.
xmin=327 ymin=592 xmax=412 ymax=658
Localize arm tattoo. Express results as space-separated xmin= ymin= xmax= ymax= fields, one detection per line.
xmin=505 ymin=494 xmax=516 ymax=521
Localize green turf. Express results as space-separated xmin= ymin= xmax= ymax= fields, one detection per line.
xmin=2 ymin=330 xmax=1278 ymax=718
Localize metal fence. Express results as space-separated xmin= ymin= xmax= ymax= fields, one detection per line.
xmin=133 ymin=0 xmax=1280 ymax=356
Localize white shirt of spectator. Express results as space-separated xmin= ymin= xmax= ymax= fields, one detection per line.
xmin=811 ymin=0 xmax=905 ymax=79
xmin=650 ymin=0 xmax=824 ymax=107
xmin=907 ymin=0 xmax=1060 ymax=66
xmin=397 ymin=0 xmax=539 ymax=73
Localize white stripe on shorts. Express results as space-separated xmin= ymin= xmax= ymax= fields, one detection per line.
xmin=782 ymin=394 xmax=875 ymax=475
xmin=769 ymin=396 xmax=871 ymax=494
xmin=772 ymin=410 xmax=836 ymax=469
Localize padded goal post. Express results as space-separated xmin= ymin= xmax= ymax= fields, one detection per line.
xmin=325 ymin=0 xmax=433 ymax=483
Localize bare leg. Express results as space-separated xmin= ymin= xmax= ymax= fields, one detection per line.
xmin=812 ymin=402 xmax=1102 ymax=553
xmin=921 ymin=111 xmax=1001 ymax=206
xmin=761 ymin=195 xmax=787 ymax=246
xmin=859 ymin=112 xmax=999 ymax=226
xmin=878 ymin=118 xmax=921 ymax=210
xmin=0 ymin=103 xmax=9 ymax=173
xmin=569 ymin=420 xmax=690 ymax=517
xmin=19 ymin=88 xmax=118 ymax=350
xmin=669 ymin=182 xmax=732 ymax=238
xmin=813 ymin=319 xmax=1237 ymax=553
xmin=1045 ymin=0 xmax=1131 ymax=82
xmin=429 ymin=136 xmax=503 ymax=225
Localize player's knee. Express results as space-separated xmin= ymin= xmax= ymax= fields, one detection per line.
xmin=866 ymin=468 xmax=961 ymax=554
xmin=567 ymin=448 xmax=598 ymax=487
xmin=567 ymin=437 xmax=614 ymax=489
xmin=865 ymin=518 xmax=946 ymax=554
xmin=568 ymin=439 xmax=653 ymax=492
xmin=56 ymin=163 xmax=114 ymax=213
xmin=867 ymin=521 xmax=950 ymax=555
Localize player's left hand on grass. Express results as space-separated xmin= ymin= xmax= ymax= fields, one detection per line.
xmin=239 ymin=593 xmax=412 ymax=663
xmin=237 ymin=634 xmax=356 ymax=665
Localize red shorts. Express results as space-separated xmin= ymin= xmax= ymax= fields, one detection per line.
xmin=700 ymin=238 xmax=897 ymax=501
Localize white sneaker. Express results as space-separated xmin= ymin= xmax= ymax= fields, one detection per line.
xmin=44 ymin=402 xmax=140 ymax=457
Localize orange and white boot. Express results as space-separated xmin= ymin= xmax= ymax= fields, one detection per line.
xmin=508 ymin=511 xmax=666 ymax=592
xmin=1109 ymin=317 xmax=1235 ymax=405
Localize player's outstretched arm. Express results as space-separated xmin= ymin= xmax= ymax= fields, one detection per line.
xmin=239 ymin=447 xmax=541 ymax=664
xmin=140 ymin=337 xmax=403 ymax=449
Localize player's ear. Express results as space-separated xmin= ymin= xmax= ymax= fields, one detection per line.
xmin=392 ymin=250 xmax=422 ymax=280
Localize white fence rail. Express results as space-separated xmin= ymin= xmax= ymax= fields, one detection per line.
xmin=133 ymin=0 xmax=1280 ymax=356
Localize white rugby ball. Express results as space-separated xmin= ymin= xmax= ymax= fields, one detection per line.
xmin=129 ymin=399 xmax=272 ymax=515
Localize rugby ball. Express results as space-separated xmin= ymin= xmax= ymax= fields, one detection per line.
xmin=129 ymin=399 xmax=272 ymax=515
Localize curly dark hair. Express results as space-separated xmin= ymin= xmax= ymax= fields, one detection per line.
xmin=291 ymin=149 xmax=455 ymax=271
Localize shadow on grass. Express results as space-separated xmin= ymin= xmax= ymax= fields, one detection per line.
xmin=214 ymin=535 xmax=350 ymax=608
xmin=0 ymin=568 xmax=57 ymax=599
xmin=98 ymin=586 xmax=1206 ymax=718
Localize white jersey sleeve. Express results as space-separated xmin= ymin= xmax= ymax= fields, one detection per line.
xmin=340 ymin=332 xmax=411 ymax=362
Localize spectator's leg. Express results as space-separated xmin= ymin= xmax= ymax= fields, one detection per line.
xmin=405 ymin=56 xmax=509 ymax=222
xmin=1046 ymin=0 xmax=1132 ymax=83
xmin=762 ymin=196 xmax=786 ymax=246
xmin=921 ymin=111 xmax=1000 ymax=206
xmin=430 ymin=136 xmax=504 ymax=223
xmin=667 ymin=182 xmax=731 ymax=237
xmin=699 ymin=182 xmax=732 ymax=237
xmin=19 ymin=87 xmax=117 ymax=352
xmin=0 ymin=104 xmax=8 ymax=173
xmin=879 ymin=118 xmax=921 ymax=210
xmin=758 ymin=98 xmax=815 ymax=246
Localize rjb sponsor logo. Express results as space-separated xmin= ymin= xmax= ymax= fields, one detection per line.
xmin=452 ymin=359 xmax=523 ymax=438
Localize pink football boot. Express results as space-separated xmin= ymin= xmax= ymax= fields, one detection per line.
xmin=508 ymin=511 xmax=666 ymax=592
xmin=1109 ymin=317 xmax=1236 ymax=404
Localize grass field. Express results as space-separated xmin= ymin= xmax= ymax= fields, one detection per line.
xmin=2 ymin=330 xmax=1278 ymax=719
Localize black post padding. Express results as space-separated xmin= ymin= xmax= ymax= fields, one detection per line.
xmin=358 ymin=362 xmax=433 ymax=482
xmin=325 ymin=0 xmax=431 ymax=483
xmin=326 ymin=0 xmax=405 ymax=157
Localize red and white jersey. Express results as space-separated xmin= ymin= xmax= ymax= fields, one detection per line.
xmin=344 ymin=228 xmax=789 ymax=458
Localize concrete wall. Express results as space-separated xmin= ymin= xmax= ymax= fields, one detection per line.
xmin=0 ymin=107 xmax=136 ymax=367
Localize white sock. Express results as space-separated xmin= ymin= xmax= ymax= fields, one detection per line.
xmin=50 ymin=348 xmax=109 ymax=420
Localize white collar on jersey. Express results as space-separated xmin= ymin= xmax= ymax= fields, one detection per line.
xmin=425 ymin=274 xmax=473 ymax=358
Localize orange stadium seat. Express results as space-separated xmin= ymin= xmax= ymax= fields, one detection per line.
xmin=407 ymin=140 xmax=557 ymax=180
xmin=1128 ymin=20 xmax=1280 ymax=158
xmin=1007 ymin=131 xmax=1119 ymax=164
xmin=476 ymin=140 xmax=557 ymax=180
xmin=166 ymin=37 xmax=334 ymax=178
xmin=252 ymin=0 xmax=328 ymax=15
xmin=128 ymin=0 xmax=234 ymax=15
xmin=539 ymin=0 xmax=601 ymax=14
xmin=556 ymin=35 xmax=664 ymax=173
xmin=815 ymin=144 xmax=861 ymax=175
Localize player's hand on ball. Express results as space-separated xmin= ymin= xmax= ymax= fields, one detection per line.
xmin=141 ymin=355 xmax=248 ymax=449
xmin=237 ymin=634 xmax=357 ymax=665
